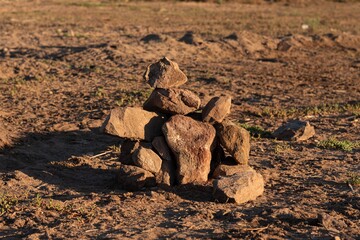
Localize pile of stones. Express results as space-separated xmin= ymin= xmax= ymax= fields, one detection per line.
xmin=102 ymin=57 xmax=264 ymax=204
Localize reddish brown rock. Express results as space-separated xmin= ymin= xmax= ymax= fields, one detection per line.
xmin=132 ymin=147 xmax=162 ymax=174
xmin=202 ymin=96 xmax=231 ymax=123
xmin=216 ymin=121 xmax=250 ymax=165
xmin=152 ymin=137 xmax=176 ymax=186
xmin=162 ymin=115 xmax=216 ymax=184
xmin=213 ymin=167 xmax=264 ymax=204
xmin=213 ymin=164 xmax=253 ymax=179
xmin=101 ymin=107 xmax=166 ymax=141
xmin=117 ymin=165 xmax=156 ymax=191
xmin=272 ymin=120 xmax=315 ymax=141
xmin=143 ymin=57 xmax=188 ymax=88
xmin=119 ymin=140 xmax=151 ymax=165
xmin=143 ymin=88 xmax=201 ymax=115
xmin=152 ymin=136 xmax=172 ymax=162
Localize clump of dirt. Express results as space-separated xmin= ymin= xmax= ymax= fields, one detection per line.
xmin=0 ymin=121 xmax=11 ymax=149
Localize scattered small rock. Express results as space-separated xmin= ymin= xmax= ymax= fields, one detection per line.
xmin=152 ymin=136 xmax=173 ymax=162
xmin=224 ymin=32 xmax=238 ymax=41
xmin=216 ymin=121 xmax=250 ymax=165
xmin=132 ymin=146 xmax=162 ymax=174
xmin=213 ymin=167 xmax=264 ymax=204
xmin=117 ymin=165 xmax=156 ymax=191
xmin=144 ymin=88 xmax=201 ymax=115
xmin=163 ymin=115 xmax=216 ymax=184
xmin=143 ymin=57 xmax=188 ymax=88
xmin=101 ymin=107 xmax=167 ymax=141
xmin=179 ymin=31 xmax=204 ymax=46
xmin=202 ymin=96 xmax=231 ymax=123
xmin=141 ymin=34 xmax=163 ymax=43
xmin=272 ymin=120 xmax=315 ymax=141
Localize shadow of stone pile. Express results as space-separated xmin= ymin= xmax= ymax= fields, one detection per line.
xmin=101 ymin=57 xmax=315 ymax=204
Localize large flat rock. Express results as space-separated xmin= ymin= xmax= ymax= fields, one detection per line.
xmin=101 ymin=107 xmax=166 ymax=141
xmin=213 ymin=167 xmax=264 ymax=204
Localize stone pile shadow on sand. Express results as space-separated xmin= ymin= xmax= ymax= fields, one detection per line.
xmin=0 ymin=128 xmax=219 ymax=203
xmin=0 ymin=129 xmax=121 ymax=193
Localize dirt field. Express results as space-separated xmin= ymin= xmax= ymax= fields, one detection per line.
xmin=0 ymin=0 xmax=359 ymax=239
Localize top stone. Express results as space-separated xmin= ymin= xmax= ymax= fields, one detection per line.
xmin=143 ymin=57 xmax=188 ymax=88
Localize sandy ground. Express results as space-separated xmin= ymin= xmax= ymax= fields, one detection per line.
xmin=0 ymin=0 xmax=359 ymax=239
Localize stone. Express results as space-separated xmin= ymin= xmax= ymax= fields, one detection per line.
xmin=216 ymin=121 xmax=250 ymax=165
xmin=213 ymin=167 xmax=264 ymax=204
xmin=117 ymin=165 xmax=156 ymax=191
xmin=132 ymin=147 xmax=162 ymax=174
xmin=202 ymin=96 xmax=231 ymax=123
xmin=119 ymin=140 xmax=152 ymax=165
xmin=155 ymin=158 xmax=176 ymax=187
xmin=141 ymin=34 xmax=163 ymax=43
xmin=272 ymin=120 xmax=315 ymax=141
xmin=152 ymin=136 xmax=172 ymax=162
xmin=143 ymin=57 xmax=188 ymax=88
xmin=101 ymin=107 xmax=166 ymax=141
xmin=179 ymin=31 xmax=204 ymax=46
xmin=162 ymin=115 xmax=216 ymax=184
xmin=144 ymin=88 xmax=201 ymax=115
xmin=213 ymin=164 xmax=254 ymax=179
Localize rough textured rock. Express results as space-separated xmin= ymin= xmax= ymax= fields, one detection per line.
xmin=143 ymin=88 xmax=201 ymax=115
xmin=152 ymin=136 xmax=176 ymax=186
xmin=0 ymin=121 xmax=11 ymax=149
xmin=216 ymin=121 xmax=250 ymax=165
xmin=132 ymin=147 xmax=162 ymax=174
xmin=117 ymin=165 xmax=156 ymax=191
xmin=213 ymin=167 xmax=264 ymax=204
xmin=202 ymin=96 xmax=231 ymax=123
xmin=143 ymin=57 xmax=188 ymax=88
xmin=101 ymin=107 xmax=166 ymax=141
xmin=162 ymin=115 xmax=216 ymax=184
xmin=272 ymin=120 xmax=315 ymax=141
xmin=152 ymin=136 xmax=172 ymax=162
xmin=119 ymin=140 xmax=152 ymax=165
xmin=213 ymin=164 xmax=253 ymax=179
